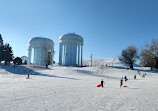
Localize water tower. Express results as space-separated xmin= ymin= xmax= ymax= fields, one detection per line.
xmin=27 ymin=37 xmax=54 ymax=66
xmin=59 ymin=33 xmax=83 ymax=66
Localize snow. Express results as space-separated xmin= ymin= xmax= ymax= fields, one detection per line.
xmin=0 ymin=59 xmax=158 ymax=111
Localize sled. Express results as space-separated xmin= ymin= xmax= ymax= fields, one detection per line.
xmin=123 ymin=86 xmax=127 ymax=87
xmin=26 ymin=77 xmax=30 ymax=79
xmin=97 ymin=84 xmax=102 ymax=87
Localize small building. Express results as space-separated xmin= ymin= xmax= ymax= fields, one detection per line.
xmin=27 ymin=37 xmax=54 ymax=66
xmin=59 ymin=33 xmax=83 ymax=66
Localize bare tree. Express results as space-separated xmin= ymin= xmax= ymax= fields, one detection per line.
xmin=119 ymin=45 xmax=138 ymax=70
xmin=43 ymin=41 xmax=53 ymax=68
xmin=21 ymin=56 xmax=28 ymax=64
xmin=140 ymin=49 xmax=154 ymax=70
xmin=140 ymin=39 xmax=158 ymax=70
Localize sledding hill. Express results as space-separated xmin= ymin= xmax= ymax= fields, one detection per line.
xmin=0 ymin=60 xmax=158 ymax=111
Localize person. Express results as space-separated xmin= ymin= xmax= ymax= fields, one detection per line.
xmin=120 ymin=78 xmax=123 ymax=87
xmin=124 ymin=76 xmax=128 ymax=81
xmin=101 ymin=79 xmax=105 ymax=88
xmin=134 ymin=75 xmax=136 ymax=79
xmin=138 ymin=71 xmax=140 ymax=75
xmin=26 ymin=74 xmax=30 ymax=79
xmin=142 ymin=74 xmax=145 ymax=78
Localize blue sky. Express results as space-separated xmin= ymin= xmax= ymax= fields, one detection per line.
xmin=0 ymin=0 xmax=158 ymax=62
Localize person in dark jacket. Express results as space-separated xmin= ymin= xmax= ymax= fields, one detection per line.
xmin=124 ymin=76 xmax=128 ymax=81
xmin=120 ymin=78 xmax=123 ymax=87
xmin=134 ymin=75 xmax=136 ymax=79
xmin=101 ymin=79 xmax=105 ymax=88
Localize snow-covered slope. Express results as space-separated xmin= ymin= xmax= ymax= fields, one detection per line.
xmin=0 ymin=60 xmax=158 ymax=111
xmin=83 ymin=58 xmax=126 ymax=67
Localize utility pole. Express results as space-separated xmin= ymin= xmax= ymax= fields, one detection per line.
xmin=90 ymin=54 xmax=92 ymax=66
xmin=112 ymin=58 xmax=116 ymax=66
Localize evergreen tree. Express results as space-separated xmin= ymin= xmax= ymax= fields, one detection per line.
xmin=0 ymin=35 xmax=14 ymax=65
xmin=0 ymin=34 xmax=3 ymax=45
xmin=0 ymin=34 xmax=4 ymax=63
xmin=3 ymin=43 xmax=13 ymax=65
xmin=0 ymin=45 xmax=4 ymax=62
xmin=13 ymin=57 xmax=22 ymax=65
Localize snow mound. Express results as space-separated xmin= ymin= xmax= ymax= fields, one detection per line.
xmin=83 ymin=58 xmax=126 ymax=67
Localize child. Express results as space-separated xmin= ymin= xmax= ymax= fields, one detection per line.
xmin=120 ymin=78 xmax=123 ymax=87
xmin=124 ymin=76 xmax=128 ymax=81
xmin=138 ymin=71 xmax=140 ymax=75
xmin=134 ymin=75 xmax=136 ymax=79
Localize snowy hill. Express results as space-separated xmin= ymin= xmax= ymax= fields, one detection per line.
xmin=0 ymin=61 xmax=158 ymax=111
xmin=83 ymin=58 xmax=128 ymax=67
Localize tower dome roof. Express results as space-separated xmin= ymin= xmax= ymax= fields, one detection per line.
xmin=29 ymin=37 xmax=54 ymax=48
xmin=59 ymin=33 xmax=83 ymax=42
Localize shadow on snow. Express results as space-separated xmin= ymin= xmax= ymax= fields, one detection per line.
xmin=0 ymin=65 xmax=78 ymax=80
xmin=74 ymin=69 xmax=119 ymax=80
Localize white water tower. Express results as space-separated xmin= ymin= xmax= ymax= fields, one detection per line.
xmin=59 ymin=33 xmax=83 ymax=66
xmin=27 ymin=37 xmax=54 ymax=66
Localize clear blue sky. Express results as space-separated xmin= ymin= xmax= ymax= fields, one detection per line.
xmin=0 ymin=0 xmax=158 ymax=62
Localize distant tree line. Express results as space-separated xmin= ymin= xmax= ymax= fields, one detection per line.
xmin=0 ymin=34 xmax=14 ymax=65
xmin=119 ymin=39 xmax=158 ymax=70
